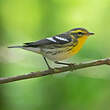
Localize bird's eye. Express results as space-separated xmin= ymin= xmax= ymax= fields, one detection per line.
xmin=77 ymin=32 xmax=83 ymax=35
xmin=71 ymin=32 xmax=84 ymax=37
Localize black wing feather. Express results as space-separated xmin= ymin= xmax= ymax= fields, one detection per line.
xmin=24 ymin=33 xmax=73 ymax=47
xmin=24 ymin=39 xmax=56 ymax=47
xmin=53 ymin=33 xmax=72 ymax=44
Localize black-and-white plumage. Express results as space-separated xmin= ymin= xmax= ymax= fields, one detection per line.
xmin=8 ymin=32 xmax=77 ymax=61
xmin=23 ymin=33 xmax=73 ymax=47
xmin=8 ymin=28 xmax=94 ymax=69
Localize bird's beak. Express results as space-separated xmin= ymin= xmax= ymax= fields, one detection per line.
xmin=88 ymin=32 xmax=95 ymax=35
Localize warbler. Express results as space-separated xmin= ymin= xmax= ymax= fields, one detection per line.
xmin=8 ymin=28 xmax=94 ymax=69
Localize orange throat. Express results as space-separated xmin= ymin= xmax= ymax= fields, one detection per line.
xmin=70 ymin=36 xmax=88 ymax=55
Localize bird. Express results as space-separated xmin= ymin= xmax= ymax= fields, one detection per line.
xmin=8 ymin=28 xmax=94 ymax=69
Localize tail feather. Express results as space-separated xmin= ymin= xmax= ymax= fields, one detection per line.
xmin=8 ymin=45 xmax=40 ymax=53
xmin=8 ymin=46 xmax=23 ymax=48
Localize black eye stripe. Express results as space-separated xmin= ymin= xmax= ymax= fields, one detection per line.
xmin=71 ymin=32 xmax=84 ymax=35
xmin=78 ymin=32 xmax=83 ymax=34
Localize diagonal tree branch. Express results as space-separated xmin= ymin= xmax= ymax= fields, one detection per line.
xmin=0 ymin=58 xmax=110 ymax=84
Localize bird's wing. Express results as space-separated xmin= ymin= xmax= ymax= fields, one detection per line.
xmin=24 ymin=34 xmax=74 ymax=47
xmin=24 ymin=39 xmax=53 ymax=47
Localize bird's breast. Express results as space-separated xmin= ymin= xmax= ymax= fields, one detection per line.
xmin=69 ymin=36 xmax=88 ymax=55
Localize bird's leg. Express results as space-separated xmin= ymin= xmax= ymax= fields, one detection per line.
xmin=43 ymin=56 xmax=52 ymax=70
xmin=54 ymin=61 xmax=76 ymax=70
xmin=54 ymin=61 xmax=74 ymax=65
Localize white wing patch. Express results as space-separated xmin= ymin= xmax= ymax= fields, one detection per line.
xmin=46 ymin=37 xmax=56 ymax=42
xmin=55 ymin=36 xmax=69 ymax=42
xmin=46 ymin=36 xmax=69 ymax=43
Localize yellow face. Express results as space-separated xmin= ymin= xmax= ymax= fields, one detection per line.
xmin=70 ymin=28 xmax=94 ymax=39
xmin=68 ymin=28 xmax=94 ymax=56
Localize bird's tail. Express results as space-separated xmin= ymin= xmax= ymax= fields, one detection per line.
xmin=8 ymin=46 xmax=23 ymax=48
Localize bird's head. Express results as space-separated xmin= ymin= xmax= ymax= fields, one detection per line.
xmin=69 ymin=28 xmax=94 ymax=39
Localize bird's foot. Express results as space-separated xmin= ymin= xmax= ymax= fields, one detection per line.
xmin=54 ymin=61 xmax=76 ymax=71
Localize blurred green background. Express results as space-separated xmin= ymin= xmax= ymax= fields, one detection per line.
xmin=1 ymin=0 xmax=110 ymax=110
